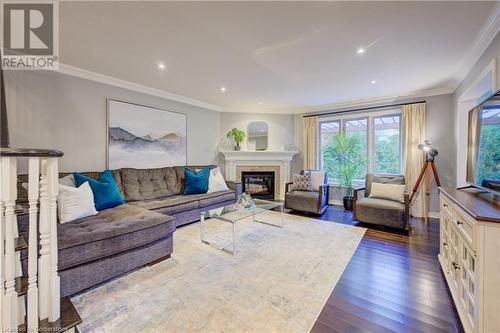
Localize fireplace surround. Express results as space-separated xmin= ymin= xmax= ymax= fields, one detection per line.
xmin=220 ymin=150 xmax=298 ymax=200
xmin=241 ymin=171 xmax=275 ymax=200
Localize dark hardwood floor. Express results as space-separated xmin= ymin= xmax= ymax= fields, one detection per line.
xmin=287 ymin=205 xmax=464 ymax=333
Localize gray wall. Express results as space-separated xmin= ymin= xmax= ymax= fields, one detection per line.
xmin=453 ymin=31 xmax=500 ymax=186
xmin=295 ymin=93 xmax=456 ymax=213
xmin=5 ymin=70 xmax=221 ymax=172
xmin=219 ymin=112 xmax=300 ymax=173
xmin=4 ymin=68 xmax=456 ymax=214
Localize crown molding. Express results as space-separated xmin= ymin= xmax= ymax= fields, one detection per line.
xmin=452 ymin=3 xmax=500 ymax=88
xmin=58 ymin=63 xmax=224 ymax=112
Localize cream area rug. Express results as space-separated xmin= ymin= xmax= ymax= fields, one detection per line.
xmin=72 ymin=211 xmax=366 ymax=333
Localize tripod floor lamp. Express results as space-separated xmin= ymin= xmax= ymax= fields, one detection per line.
xmin=409 ymin=140 xmax=441 ymax=224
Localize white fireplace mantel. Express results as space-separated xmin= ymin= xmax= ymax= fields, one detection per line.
xmin=220 ymin=150 xmax=298 ymax=162
xmin=220 ymin=150 xmax=298 ymax=200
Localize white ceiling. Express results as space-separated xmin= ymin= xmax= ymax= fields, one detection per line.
xmin=59 ymin=1 xmax=500 ymax=113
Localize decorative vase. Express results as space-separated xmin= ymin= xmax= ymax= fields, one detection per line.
xmin=343 ymin=196 xmax=354 ymax=211
xmin=234 ymin=145 xmax=241 ymax=151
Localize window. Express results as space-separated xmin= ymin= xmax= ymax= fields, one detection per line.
xmin=374 ymin=115 xmax=401 ymax=174
xmin=320 ymin=121 xmax=340 ymax=181
xmin=345 ymin=118 xmax=368 ymax=180
xmin=319 ymin=110 xmax=402 ymax=183
xmin=477 ymin=107 xmax=500 ymax=183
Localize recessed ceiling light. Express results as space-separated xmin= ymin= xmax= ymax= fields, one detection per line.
xmin=370 ymin=80 xmax=377 ymax=84
xmin=258 ymin=102 xmax=264 ymax=105
xmin=220 ymin=87 xmax=227 ymax=92
xmin=157 ymin=63 xmax=166 ymax=70
xmin=356 ymin=48 xmax=365 ymax=54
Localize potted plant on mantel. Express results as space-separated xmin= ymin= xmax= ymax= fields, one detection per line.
xmin=226 ymin=128 xmax=246 ymax=151
xmin=323 ymin=132 xmax=366 ymax=211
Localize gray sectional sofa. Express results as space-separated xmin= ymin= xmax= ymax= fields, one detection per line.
xmin=16 ymin=165 xmax=242 ymax=297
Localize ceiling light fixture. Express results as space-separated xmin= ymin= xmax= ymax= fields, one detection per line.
xmin=157 ymin=63 xmax=166 ymax=70
xmin=220 ymin=87 xmax=227 ymax=92
xmin=258 ymin=102 xmax=263 ymax=105
xmin=371 ymin=80 xmax=376 ymax=84
xmin=356 ymin=48 xmax=365 ymax=54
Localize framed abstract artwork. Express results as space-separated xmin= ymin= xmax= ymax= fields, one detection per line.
xmin=107 ymin=99 xmax=187 ymax=169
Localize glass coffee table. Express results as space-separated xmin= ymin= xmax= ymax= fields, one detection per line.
xmin=200 ymin=200 xmax=283 ymax=254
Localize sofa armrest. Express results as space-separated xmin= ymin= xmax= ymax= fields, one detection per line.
xmin=226 ymin=180 xmax=242 ymax=197
xmin=285 ymin=182 xmax=293 ymax=193
xmin=352 ymin=187 xmax=365 ymax=221
xmin=318 ymin=184 xmax=329 ymax=211
xmin=353 ymin=187 xmax=366 ymax=198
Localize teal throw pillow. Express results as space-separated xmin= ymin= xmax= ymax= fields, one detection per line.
xmin=183 ymin=167 xmax=210 ymax=195
xmin=73 ymin=170 xmax=125 ymax=211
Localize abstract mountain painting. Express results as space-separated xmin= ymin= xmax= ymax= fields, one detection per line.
xmin=107 ymin=100 xmax=187 ymax=169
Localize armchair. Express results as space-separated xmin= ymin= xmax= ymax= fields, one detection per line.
xmin=353 ymin=174 xmax=409 ymax=230
xmin=284 ymin=170 xmax=329 ymax=215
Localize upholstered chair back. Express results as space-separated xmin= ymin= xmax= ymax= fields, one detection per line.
xmin=300 ymin=169 xmax=328 ymax=186
xmin=365 ymin=174 xmax=405 ymax=197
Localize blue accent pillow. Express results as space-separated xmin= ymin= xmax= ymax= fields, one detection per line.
xmin=73 ymin=170 xmax=125 ymax=211
xmin=183 ymin=167 xmax=210 ymax=195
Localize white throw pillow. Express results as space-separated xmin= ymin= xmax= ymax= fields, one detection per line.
xmin=58 ymin=182 xmax=98 ymax=223
xmin=309 ymin=170 xmax=326 ymax=191
xmin=207 ymin=167 xmax=230 ymax=193
xmin=369 ymin=182 xmax=406 ymax=203
xmin=59 ymin=174 xmax=76 ymax=187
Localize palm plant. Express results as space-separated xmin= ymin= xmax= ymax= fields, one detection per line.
xmin=323 ymin=132 xmax=366 ymax=198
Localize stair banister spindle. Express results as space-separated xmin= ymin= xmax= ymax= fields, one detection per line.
xmin=38 ymin=158 xmax=51 ymax=320
xmin=1 ymin=156 xmax=19 ymax=329
xmin=27 ymin=157 xmax=40 ymax=331
xmin=47 ymin=157 xmax=60 ymax=321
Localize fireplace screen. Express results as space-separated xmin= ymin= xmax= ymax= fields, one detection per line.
xmin=241 ymin=171 xmax=275 ymax=200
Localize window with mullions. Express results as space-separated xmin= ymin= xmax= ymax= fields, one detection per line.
xmin=374 ymin=115 xmax=401 ymax=174
xmin=319 ymin=110 xmax=402 ymax=184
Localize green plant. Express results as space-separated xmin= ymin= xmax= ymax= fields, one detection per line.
xmin=323 ymin=132 xmax=366 ymax=196
xmin=226 ymin=128 xmax=246 ymax=147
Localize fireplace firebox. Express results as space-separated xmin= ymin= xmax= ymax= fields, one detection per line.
xmin=241 ymin=171 xmax=275 ymax=200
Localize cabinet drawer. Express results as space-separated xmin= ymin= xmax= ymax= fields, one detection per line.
xmin=440 ymin=194 xmax=453 ymax=217
xmin=452 ymin=209 xmax=476 ymax=251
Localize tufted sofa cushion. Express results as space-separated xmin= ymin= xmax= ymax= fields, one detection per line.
xmin=119 ymin=167 xmax=180 ymax=201
xmin=57 ymin=204 xmax=175 ymax=270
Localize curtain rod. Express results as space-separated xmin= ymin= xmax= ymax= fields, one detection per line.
xmin=302 ymin=100 xmax=426 ymax=118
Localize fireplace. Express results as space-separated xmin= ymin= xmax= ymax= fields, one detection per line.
xmin=241 ymin=171 xmax=275 ymax=200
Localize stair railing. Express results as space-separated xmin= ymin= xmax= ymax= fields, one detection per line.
xmin=0 ymin=148 xmax=63 ymax=332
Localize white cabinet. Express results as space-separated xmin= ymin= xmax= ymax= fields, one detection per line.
xmin=439 ymin=189 xmax=500 ymax=333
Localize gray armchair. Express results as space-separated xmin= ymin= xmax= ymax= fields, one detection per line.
xmin=285 ymin=170 xmax=329 ymax=215
xmin=353 ymin=174 xmax=409 ymax=230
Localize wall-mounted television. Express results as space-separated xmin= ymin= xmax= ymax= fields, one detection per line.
xmin=466 ymin=90 xmax=500 ymax=194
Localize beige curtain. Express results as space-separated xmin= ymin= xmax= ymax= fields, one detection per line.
xmin=466 ymin=107 xmax=482 ymax=181
xmin=303 ymin=116 xmax=318 ymax=169
xmin=402 ymin=102 xmax=426 ymax=217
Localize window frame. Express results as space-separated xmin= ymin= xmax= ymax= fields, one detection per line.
xmin=318 ymin=108 xmax=403 ymax=184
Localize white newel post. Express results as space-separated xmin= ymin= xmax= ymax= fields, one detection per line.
xmin=27 ymin=157 xmax=40 ymax=331
xmin=1 ymin=156 xmax=19 ymax=330
xmin=38 ymin=158 xmax=51 ymax=320
xmin=0 ymin=148 xmax=63 ymax=330
xmin=47 ymin=157 xmax=60 ymax=321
